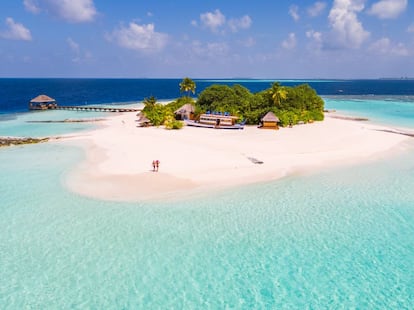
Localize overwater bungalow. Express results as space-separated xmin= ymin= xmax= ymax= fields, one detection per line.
xmin=174 ymin=103 xmax=195 ymax=120
xmin=29 ymin=94 xmax=57 ymax=110
xmin=260 ymin=111 xmax=280 ymax=129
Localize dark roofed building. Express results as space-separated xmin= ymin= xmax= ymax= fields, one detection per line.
xmin=174 ymin=103 xmax=195 ymax=120
xmin=136 ymin=112 xmax=151 ymax=127
xmin=29 ymin=94 xmax=57 ymax=110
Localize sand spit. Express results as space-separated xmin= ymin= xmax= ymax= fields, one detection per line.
xmin=62 ymin=112 xmax=410 ymax=202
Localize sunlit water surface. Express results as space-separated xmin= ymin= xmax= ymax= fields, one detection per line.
xmin=1 ymin=96 xmax=414 ymax=308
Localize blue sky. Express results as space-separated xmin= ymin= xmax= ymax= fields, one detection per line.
xmin=0 ymin=0 xmax=413 ymax=78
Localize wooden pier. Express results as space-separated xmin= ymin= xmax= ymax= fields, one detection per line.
xmin=48 ymin=106 xmax=141 ymax=113
xmin=29 ymin=94 xmax=141 ymax=113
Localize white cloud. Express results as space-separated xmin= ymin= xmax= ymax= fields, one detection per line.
xmin=198 ymin=10 xmax=252 ymax=34
xmin=191 ymin=41 xmax=229 ymax=58
xmin=67 ymin=38 xmax=93 ymax=63
xmin=289 ymin=5 xmax=300 ymax=21
xmin=228 ymin=15 xmax=252 ymax=32
xmin=306 ymin=30 xmax=323 ymax=53
xmin=200 ymin=9 xmax=226 ymax=32
xmin=369 ymin=37 xmax=410 ymax=56
xmin=239 ymin=37 xmax=256 ymax=48
xmin=408 ymin=24 xmax=414 ymax=33
xmin=306 ymin=29 xmax=323 ymax=50
xmin=24 ymin=0 xmax=97 ymax=23
xmin=282 ymin=33 xmax=297 ymax=49
xmin=107 ymin=23 xmax=168 ymax=52
xmin=368 ymin=0 xmax=407 ymax=19
xmin=1 ymin=17 xmax=32 ymax=41
xmin=23 ymin=0 xmax=40 ymax=14
xmin=306 ymin=30 xmax=322 ymax=41
xmin=47 ymin=0 xmax=97 ymax=23
xmin=308 ymin=2 xmax=327 ymax=17
xmin=67 ymin=37 xmax=80 ymax=53
xmin=205 ymin=42 xmax=229 ymax=56
xmin=328 ymin=0 xmax=370 ymax=49
xmin=67 ymin=37 xmax=80 ymax=62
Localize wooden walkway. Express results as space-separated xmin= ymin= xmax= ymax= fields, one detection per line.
xmin=54 ymin=106 xmax=141 ymax=112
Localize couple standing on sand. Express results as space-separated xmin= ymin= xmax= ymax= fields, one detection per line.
xmin=152 ymin=160 xmax=160 ymax=172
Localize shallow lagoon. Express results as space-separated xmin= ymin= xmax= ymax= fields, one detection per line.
xmin=1 ymin=96 xmax=414 ymax=308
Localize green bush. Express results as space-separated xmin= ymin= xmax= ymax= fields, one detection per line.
xmin=144 ymin=79 xmax=325 ymax=130
xmin=171 ymin=120 xmax=183 ymax=129
xmin=145 ymin=104 xmax=166 ymax=126
xmin=278 ymin=111 xmax=298 ymax=127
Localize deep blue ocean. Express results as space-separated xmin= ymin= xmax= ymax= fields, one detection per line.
xmin=1 ymin=78 xmax=414 ymax=114
xmin=1 ymin=79 xmax=414 ymax=308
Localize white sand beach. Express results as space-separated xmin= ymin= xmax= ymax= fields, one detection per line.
xmin=63 ymin=112 xmax=410 ymax=202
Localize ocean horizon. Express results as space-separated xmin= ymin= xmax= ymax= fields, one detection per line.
xmin=1 ymin=79 xmax=414 ymax=308
xmin=2 ymin=78 xmax=414 ymax=114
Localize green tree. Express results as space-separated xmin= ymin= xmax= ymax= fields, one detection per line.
xmin=278 ymin=111 xmax=298 ymax=127
xmin=144 ymin=104 xmax=166 ymax=126
xmin=142 ymin=96 xmax=166 ymax=126
xmin=179 ymin=77 xmax=196 ymax=97
xmin=142 ymin=96 xmax=157 ymax=111
xmin=197 ymin=85 xmax=237 ymax=112
xmin=164 ymin=110 xmax=184 ymax=129
xmin=194 ymin=82 xmax=324 ymax=126
xmin=269 ymin=82 xmax=288 ymax=106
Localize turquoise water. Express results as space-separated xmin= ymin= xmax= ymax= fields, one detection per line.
xmin=0 ymin=110 xmax=106 ymax=137
xmin=324 ymin=96 xmax=414 ymax=129
xmin=0 ymin=103 xmax=143 ymax=138
xmin=1 ymin=97 xmax=414 ymax=308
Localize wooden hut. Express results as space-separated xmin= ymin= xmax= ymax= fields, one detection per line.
xmin=136 ymin=113 xmax=151 ymax=127
xmin=29 ymin=94 xmax=57 ymax=110
xmin=174 ymin=103 xmax=195 ymax=120
xmin=260 ymin=111 xmax=280 ymax=129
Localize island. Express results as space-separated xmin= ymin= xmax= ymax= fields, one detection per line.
xmin=62 ymin=79 xmax=409 ymax=202
xmin=139 ymin=78 xmax=324 ymax=129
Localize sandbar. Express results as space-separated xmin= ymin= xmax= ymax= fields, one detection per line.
xmin=62 ymin=112 xmax=411 ymax=202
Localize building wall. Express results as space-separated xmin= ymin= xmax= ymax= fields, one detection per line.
xmin=262 ymin=121 xmax=279 ymax=129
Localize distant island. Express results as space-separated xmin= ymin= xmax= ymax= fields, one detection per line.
xmin=379 ymin=77 xmax=414 ymax=80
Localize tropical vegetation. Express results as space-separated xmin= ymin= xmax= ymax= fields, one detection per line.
xmin=196 ymin=82 xmax=324 ymax=126
xmin=179 ymin=77 xmax=196 ymax=98
xmin=141 ymin=78 xmax=325 ymax=129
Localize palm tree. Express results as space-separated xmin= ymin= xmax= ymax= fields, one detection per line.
xmin=179 ymin=77 xmax=196 ymax=97
xmin=143 ymin=95 xmax=157 ymax=110
xmin=269 ymin=82 xmax=288 ymax=106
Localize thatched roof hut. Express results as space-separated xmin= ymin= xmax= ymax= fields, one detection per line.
xmin=174 ymin=103 xmax=195 ymax=120
xmin=136 ymin=113 xmax=151 ymax=127
xmin=30 ymin=94 xmax=56 ymax=103
xmin=261 ymin=111 xmax=280 ymax=122
xmin=260 ymin=111 xmax=280 ymax=129
xmin=29 ymin=94 xmax=57 ymax=110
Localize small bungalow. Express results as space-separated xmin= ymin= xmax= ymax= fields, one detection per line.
xmin=29 ymin=94 xmax=57 ymax=110
xmin=260 ymin=111 xmax=280 ymax=129
xmin=136 ymin=113 xmax=151 ymax=127
xmin=174 ymin=103 xmax=195 ymax=120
